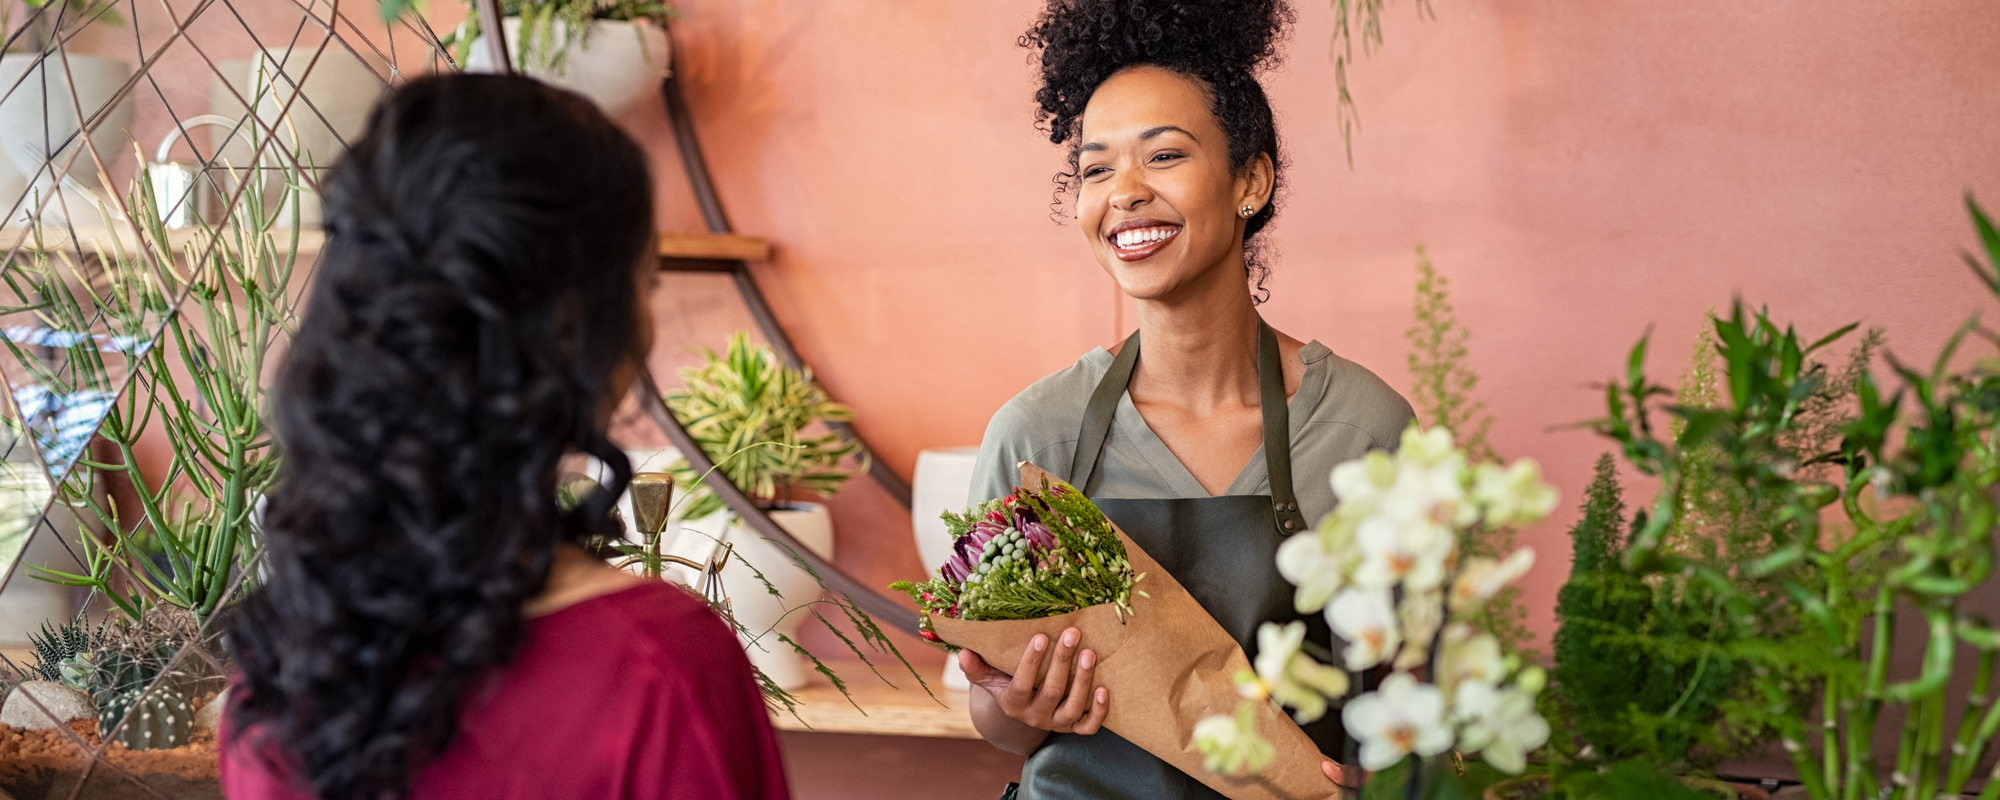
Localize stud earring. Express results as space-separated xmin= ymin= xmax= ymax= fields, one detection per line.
xmin=1240 ymin=205 xmax=1256 ymax=218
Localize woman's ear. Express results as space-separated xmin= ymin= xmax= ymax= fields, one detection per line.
xmin=1237 ymin=152 xmax=1275 ymax=212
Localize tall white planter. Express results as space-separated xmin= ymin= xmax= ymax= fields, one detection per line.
xmin=0 ymin=53 xmax=134 ymax=226
xmin=913 ymin=447 xmax=980 ymax=691
xmin=669 ymin=503 xmax=834 ymax=691
xmin=465 ymin=19 xmax=670 ymax=114
xmin=206 ymin=47 xmax=386 ymax=227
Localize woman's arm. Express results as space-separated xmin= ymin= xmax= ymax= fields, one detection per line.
xmin=960 ymin=628 xmax=1109 ymax=756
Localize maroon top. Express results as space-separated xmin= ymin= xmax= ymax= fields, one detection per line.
xmin=221 ymin=582 xmax=792 ymax=800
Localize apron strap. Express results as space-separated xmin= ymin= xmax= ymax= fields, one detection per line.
xmin=1258 ymin=322 xmax=1310 ymax=535
xmin=1069 ymin=319 xmax=1308 ymax=534
xmin=1070 ymin=328 xmax=1142 ymax=488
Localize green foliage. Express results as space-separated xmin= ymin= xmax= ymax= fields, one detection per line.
xmin=1328 ymin=0 xmax=1435 ymax=165
xmin=10 ymin=157 xmax=303 ymax=630
xmin=97 ymin=684 xmax=195 ymax=751
xmin=1586 ymin=195 xmax=2000 ymax=800
xmin=1405 ymin=245 xmax=1529 ymax=652
xmin=26 ymin=615 xmax=107 ymax=684
xmin=429 ymin=0 xmax=677 ymax=74
xmin=666 ymin=331 xmax=862 ymax=518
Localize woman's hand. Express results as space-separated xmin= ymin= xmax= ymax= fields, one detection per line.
xmin=961 ymin=627 xmax=1109 ymax=748
xmin=1323 ymin=760 xmax=1365 ymax=796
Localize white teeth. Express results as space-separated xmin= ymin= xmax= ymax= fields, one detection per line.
xmin=1114 ymin=227 xmax=1177 ymax=249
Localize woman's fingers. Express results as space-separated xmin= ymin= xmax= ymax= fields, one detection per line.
xmin=1049 ymin=646 xmax=1099 ymax=728
xmin=959 ymin=649 xmax=1013 ymax=694
xmin=1322 ymin=760 xmax=1364 ymax=789
xmin=1027 ymin=628 xmax=1080 ymax=720
xmin=1069 ymin=686 xmax=1109 ymax=735
xmin=999 ymin=633 xmax=1050 ymax=712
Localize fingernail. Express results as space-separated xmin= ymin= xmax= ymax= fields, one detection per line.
xmin=1079 ymin=650 xmax=1095 ymax=669
xmin=1062 ymin=629 xmax=1079 ymax=647
xmin=1031 ymin=634 xmax=1047 ymax=652
xmin=1096 ymin=688 xmax=1107 ymax=703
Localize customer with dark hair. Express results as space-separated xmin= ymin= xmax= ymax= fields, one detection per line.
xmin=220 ymin=74 xmax=790 ymax=800
xmin=963 ymin=1 xmax=1413 ymax=797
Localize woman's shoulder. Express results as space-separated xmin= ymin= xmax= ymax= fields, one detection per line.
xmin=538 ymin=581 xmax=743 ymax=671
xmin=980 ymin=347 xmax=1114 ymax=446
xmin=1299 ymin=342 xmax=1416 ymax=450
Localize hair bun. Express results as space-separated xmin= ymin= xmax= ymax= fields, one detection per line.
xmin=1021 ymin=0 xmax=1296 ymax=142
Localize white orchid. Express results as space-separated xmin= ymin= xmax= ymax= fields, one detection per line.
xmin=1351 ymin=511 xmax=1456 ymax=592
xmin=1250 ymin=621 xmax=1352 ymax=723
xmin=1343 ymin=672 xmax=1454 ymax=771
xmin=1435 ymin=623 xmax=1504 ymax=696
xmin=1329 ymin=449 xmax=1398 ymax=509
xmin=1328 ymin=588 xmax=1401 ymax=671
xmin=1451 ymin=548 xmax=1537 ymax=612
xmin=1194 ymin=702 xmax=1275 ymax=776
xmin=1451 ymin=680 xmax=1550 ymax=775
xmin=1397 ymin=425 xmax=1462 ymax=469
xmin=1471 ymin=459 xmax=1560 ymax=529
xmin=1276 ymin=524 xmax=1353 ymax=614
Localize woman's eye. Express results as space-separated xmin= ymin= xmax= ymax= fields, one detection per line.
xmin=1150 ymin=152 xmax=1183 ymax=164
xmin=1083 ymin=166 xmax=1111 ymax=179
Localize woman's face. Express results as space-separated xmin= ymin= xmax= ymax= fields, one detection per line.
xmin=1075 ymin=65 xmax=1272 ymax=302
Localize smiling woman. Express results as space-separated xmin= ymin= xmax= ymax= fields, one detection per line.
xmin=957 ymin=2 xmax=1417 ymax=799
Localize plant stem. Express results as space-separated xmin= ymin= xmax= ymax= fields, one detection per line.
xmin=1946 ymin=647 xmax=1998 ymax=794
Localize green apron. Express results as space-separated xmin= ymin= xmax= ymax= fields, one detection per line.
xmin=1013 ymin=320 xmax=1348 ymax=800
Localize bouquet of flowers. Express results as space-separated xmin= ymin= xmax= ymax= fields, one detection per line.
xmin=894 ymin=463 xmax=1342 ymax=800
xmin=1196 ymin=426 xmax=1557 ymax=795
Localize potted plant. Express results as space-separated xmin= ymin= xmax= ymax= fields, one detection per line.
xmin=441 ymin=0 xmax=674 ymax=113
xmin=660 ymin=331 xmax=863 ymax=690
xmin=1576 ymin=196 xmax=2000 ymax=800
xmin=0 ymin=0 xmax=132 ymax=227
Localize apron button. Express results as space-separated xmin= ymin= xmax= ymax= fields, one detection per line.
xmin=1282 ymin=519 xmax=1297 ymax=531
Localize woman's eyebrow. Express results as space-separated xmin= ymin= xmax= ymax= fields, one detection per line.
xmin=1080 ymin=125 xmax=1198 ymax=153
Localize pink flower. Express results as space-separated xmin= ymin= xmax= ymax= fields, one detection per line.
xmin=943 ymin=520 xmax=1006 ymax=583
xmin=1021 ymin=520 xmax=1057 ymax=550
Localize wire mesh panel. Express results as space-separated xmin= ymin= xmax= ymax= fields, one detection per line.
xmin=0 ymin=0 xmax=449 ymax=793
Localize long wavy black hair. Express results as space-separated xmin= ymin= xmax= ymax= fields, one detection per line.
xmin=1020 ymin=0 xmax=1295 ymax=298
xmin=226 ymin=74 xmax=654 ymax=800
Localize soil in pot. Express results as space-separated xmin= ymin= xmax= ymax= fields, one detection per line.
xmin=0 ymin=691 xmax=222 ymax=800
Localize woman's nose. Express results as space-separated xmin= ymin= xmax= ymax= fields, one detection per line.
xmin=1108 ymin=168 xmax=1151 ymax=211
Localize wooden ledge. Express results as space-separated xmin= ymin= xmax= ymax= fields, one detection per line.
xmin=770 ymin=674 xmax=979 ymax=739
xmin=657 ymin=232 xmax=769 ymax=262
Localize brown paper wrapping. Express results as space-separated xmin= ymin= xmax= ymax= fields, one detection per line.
xmin=931 ymin=463 xmax=1336 ymax=800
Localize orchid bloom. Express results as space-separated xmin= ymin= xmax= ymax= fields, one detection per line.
xmin=1327 ymin=588 xmax=1401 ymax=671
xmin=1450 ymin=549 xmax=1537 ymax=612
xmin=1252 ymin=621 xmax=1352 ymax=724
xmin=1342 ymin=672 xmax=1454 ymax=771
xmin=1436 ymin=623 xmax=1504 ymax=696
xmin=1393 ymin=589 xmax=1445 ymax=671
xmin=1193 ymin=702 xmax=1275 ymax=776
xmin=1471 ymin=459 xmax=1560 ymax=529
xmin=1275 ymin=524 xmax=1352 ymax=614
xmin=1452 ymin=680 xmax=1550 ymax=775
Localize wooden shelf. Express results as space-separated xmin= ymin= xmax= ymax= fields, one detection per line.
xmin=658 ymin=232 xmax=769 ymax=262
xmin=0 ymin=225 xmax=327 ymax=257
xmin=0 ymin=227 xmax=769 ymax=263
xmin=770 ymin=675 xmax=979 ymax=739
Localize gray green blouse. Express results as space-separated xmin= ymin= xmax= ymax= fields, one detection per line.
xmin=970 ymin=341 xmax=1416 ymax=515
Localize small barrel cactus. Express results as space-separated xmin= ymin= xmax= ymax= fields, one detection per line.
xmin=98 ymin=686 xmax=195 ymax=751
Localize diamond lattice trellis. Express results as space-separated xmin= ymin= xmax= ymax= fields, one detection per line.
xmin=0 ymin=0 xmax=450 ymax=792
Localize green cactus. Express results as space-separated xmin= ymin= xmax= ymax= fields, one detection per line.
xmin=98 ymin=686 xmax=195 ymax=751
xmin=27 ymin=616 xmax=107 ymax=683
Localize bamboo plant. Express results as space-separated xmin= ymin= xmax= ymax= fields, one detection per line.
xmin=1593 ymin=196 xmax=2000 ymax=800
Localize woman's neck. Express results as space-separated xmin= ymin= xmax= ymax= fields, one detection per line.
xmin=1126 ymin=272 xmax=1263 ymax=416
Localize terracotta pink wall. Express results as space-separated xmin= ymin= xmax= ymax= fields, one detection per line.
xmin=595 ymin=0 xmax=2000 ymax=657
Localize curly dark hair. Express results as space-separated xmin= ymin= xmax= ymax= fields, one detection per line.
xmin=1021 ymin=0 xmax=1295 ymax=299
xmin=225 ymin=74 xmax=653 ymax=800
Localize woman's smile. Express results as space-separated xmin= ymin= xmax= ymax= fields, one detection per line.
xmin=1108 ymin=218 xmax=1183 ymax=261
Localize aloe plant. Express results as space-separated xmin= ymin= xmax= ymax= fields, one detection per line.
xmin=664 ymin=331 xmax=863 ymax=519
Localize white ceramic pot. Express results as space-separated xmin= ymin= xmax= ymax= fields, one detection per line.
xmin=0 ymin=53 xmax=134 ymax=226
xmin=669 ymin=503 xmax=834 ymax=691
xmin=913 ymin=447 xmax=981 ymax=690
xmin=206 ymin=47 xmax=386 ymax=228
xmin=465 ymin=19 xmax=669 ymax=114
xmin=0 ymin=487 xmax=87 ymax=646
